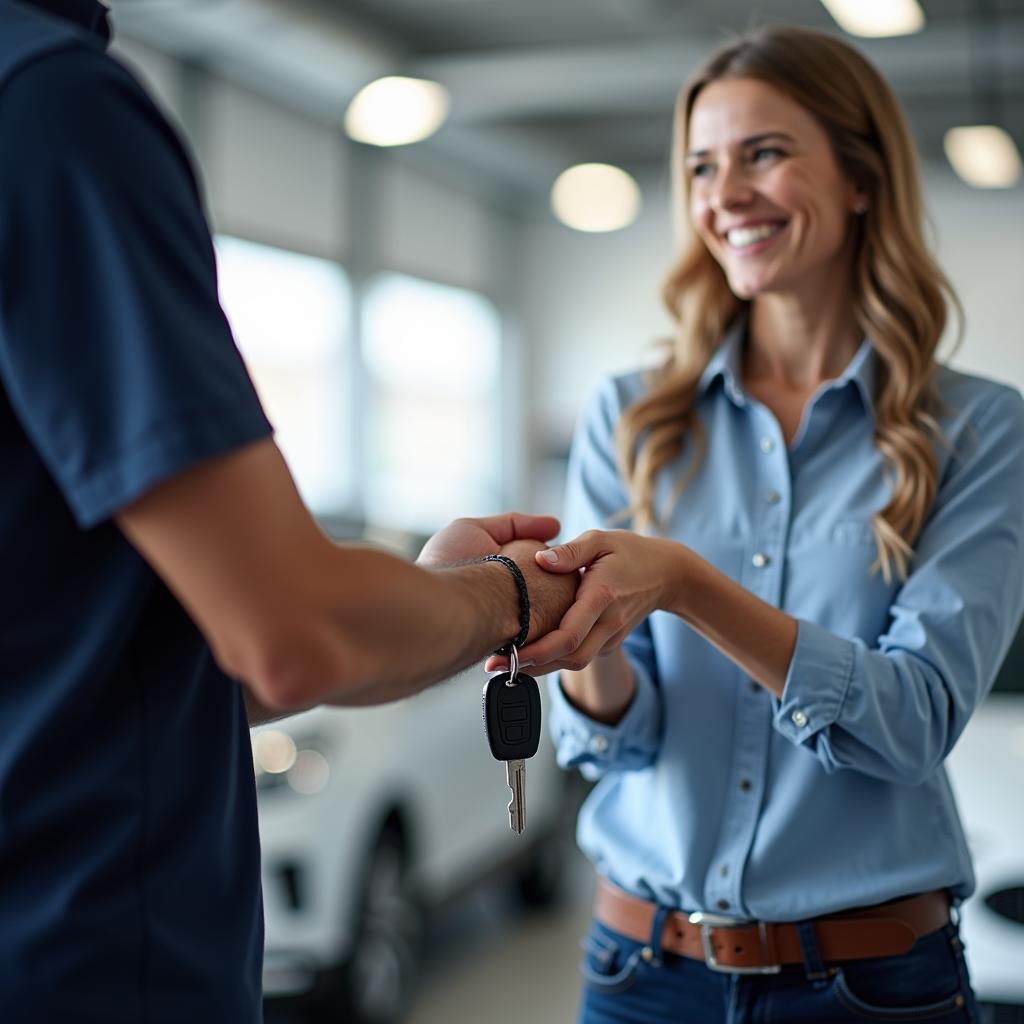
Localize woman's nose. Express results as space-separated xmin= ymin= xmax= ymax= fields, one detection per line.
xmin=709 ymin=162 xmax=754 ymax=212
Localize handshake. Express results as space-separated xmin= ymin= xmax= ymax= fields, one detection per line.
xmin=416 ymin=510 xmax=687 ymax=680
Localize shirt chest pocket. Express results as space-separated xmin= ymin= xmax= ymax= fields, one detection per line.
xmin=685 ymin=535 xmax=747 ymax=582
xmin=831 ymin=520 xmax=877 ymax=546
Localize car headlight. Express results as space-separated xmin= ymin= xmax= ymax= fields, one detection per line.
xmin=985 ymin=886 xmax=1024 ymax=925
xmin=253 ymin=730 xmax=333 ymax=797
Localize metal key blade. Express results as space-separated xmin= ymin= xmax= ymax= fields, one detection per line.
xmin=506 ymin=758 xmax=526 ymax=834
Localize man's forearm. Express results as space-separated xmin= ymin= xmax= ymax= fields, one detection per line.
xmin=115 ymin=438 xmax=574 ymax=711
xmin=232 ymin=543 xmax=573 ymax=710
xmin=331 ymin=550 xmax=577 ymax=706
xmin=322 ymin=556 xmax=522 ymax=707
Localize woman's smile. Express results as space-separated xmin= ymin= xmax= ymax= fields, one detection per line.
xmin=720 ymin=219 xmax=789 ymax=255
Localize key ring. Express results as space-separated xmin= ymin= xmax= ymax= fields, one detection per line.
xmin=506 ymin=644 xmax=520 ymax=687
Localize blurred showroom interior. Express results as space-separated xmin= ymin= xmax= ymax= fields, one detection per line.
xmin=105 ymin=0 xmax=1024 ymax=541
xmin=99 ymin=1 xmax=1024 ymax=1022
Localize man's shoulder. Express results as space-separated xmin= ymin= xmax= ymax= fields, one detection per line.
xmin=0 ymin=0 xmax=104 ymax=93
xmin=0 ymin=29 xmax=192 ymax=212
xmin=0 ymin=30 xmax=141 ymax=126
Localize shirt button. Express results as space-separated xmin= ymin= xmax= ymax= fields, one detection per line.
xmin=751 ymin=552 xmax=770 ymax=568
xmin=759 ymin=436 xmax=774 ymax=454
xmin=717 ymin=899 xmax=730 ymax=911
xmin=739 ymin=779 xmax=753 ymax=792
xmin=766 ymin=489 xmax=781 ymax=505
xmin=589 ymin=735 xmax=610 ymax=754
xmin=791 ymin=709 xmax=809 ymax=728
xmin=719 ymin=864 xmax=730 ymax=877
xmin=750 ymin=681 xmax=761 ymax=694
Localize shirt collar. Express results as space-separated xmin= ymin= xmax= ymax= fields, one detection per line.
xmin=699 ymin=314 xmax=748 ymax=407
xmin=698 ymin=312 xmax=878 ymax=417
xmin=831 ymin=336 xmax=876 ymax=417
xmin=22 ymin=0 xmax=111 ymax=45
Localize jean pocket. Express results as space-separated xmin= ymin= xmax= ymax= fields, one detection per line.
xmin=830 ymin=927 xmax=973 ymax=1022
xmin=579 ymin=923 xmax=646 ymax=995
xmin=832 ymin=969 xmax=969 ymax=1021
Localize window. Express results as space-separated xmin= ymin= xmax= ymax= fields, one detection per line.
xmin=215 ymin=236 xmax=353 ymax=513
xmin=362 ymin=273 xmax=502 ymax=533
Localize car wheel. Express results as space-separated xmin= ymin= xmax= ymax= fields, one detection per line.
xmin=316 ymin=824 xmax=424 ymax=1024
xmin=513 ymin=834 xmax=566 ymax=909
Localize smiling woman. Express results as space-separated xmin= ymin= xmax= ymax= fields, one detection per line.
xmin=511 ymin=24 xmax=1024 ymax=1024
xmin=628 ymin=27 xmax=959 ymax=581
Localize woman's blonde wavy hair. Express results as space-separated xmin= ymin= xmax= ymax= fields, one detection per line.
xmin=617 ymin=25 xmax=961 ymax=583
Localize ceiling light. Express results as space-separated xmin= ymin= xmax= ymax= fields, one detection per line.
xmin=252 ymin=731 xmax=297 ymax=775
xmin=819 ymin=0 xmax=924 ymax=37
xmin=344 ymin=76 xmax=450 ymax=147
xmin=550 ymin=163 xmax=642 ymax=233
xmin=944 ymin=125 xmax=1022 ymax=188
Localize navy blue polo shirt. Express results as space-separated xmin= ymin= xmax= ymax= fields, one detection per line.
xmin=0 ymin=2 xmax=273 ymax=1020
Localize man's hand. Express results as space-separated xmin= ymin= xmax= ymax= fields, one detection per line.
xmin=486 ymin=530 xmax=689 ymax=675
xmin=497 ymin=538 xmax=580 ymax=644
xmin=416 ymin=512 xmax=561 ymax=568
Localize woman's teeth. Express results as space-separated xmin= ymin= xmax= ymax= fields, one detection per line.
xmin=726 ymin=223 xmax=782 ymax=248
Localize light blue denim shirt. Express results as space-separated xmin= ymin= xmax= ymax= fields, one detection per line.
xmin=550 ymin=318 xmax=1024 ymax=921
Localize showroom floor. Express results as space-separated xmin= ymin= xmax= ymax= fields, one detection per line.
xmin=407 ymin=844 xmax=595 ymax=1024
xmin=264 ymin=841 xmax=596 ymax=1024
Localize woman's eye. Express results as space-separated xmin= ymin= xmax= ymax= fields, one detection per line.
xmin=689 ymin=162 xmax=713 ymax=178
xmin=751 ymin=146 xmax=784 ymax=164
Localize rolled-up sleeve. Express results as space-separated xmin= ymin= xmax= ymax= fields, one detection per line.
xmin=548 ymin=376 xmax=664 ymax=776
xmin=775 ymin=387 xmax=1024 ymax=784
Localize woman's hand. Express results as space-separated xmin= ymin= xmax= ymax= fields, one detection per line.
xmin=486 ymin=530 xmax=691 ymax=676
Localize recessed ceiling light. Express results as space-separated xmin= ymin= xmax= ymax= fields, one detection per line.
xmin=820 ymin=0 xmax=925 ymax=37
xmin=344 ymin=76 xmax=450 ymax=147
xmin=944 ymin=125 xmax=1022 ymax=189
xmin=550 ymin=163 xmax=642 ymax=233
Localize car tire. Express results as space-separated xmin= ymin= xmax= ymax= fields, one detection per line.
xmin=313 ymin=823 xmax=424 ymax=1024
xmin=513 ymin=834 xmax=566 ymax=909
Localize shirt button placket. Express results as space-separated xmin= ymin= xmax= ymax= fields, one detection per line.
xmin=748 ymin=424 xmax=784 ymax=603
xmin=705 ymin=419 xmax=787 ymax=915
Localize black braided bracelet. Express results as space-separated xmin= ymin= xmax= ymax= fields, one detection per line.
xmin=480 ymin=554 xmax=531 ymax=651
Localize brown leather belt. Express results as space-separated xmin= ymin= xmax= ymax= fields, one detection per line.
xmin=595 ymin=878 xmax=950 ymax=974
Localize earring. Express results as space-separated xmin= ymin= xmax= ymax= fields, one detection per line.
xmin=854 ymin=200 xmax=869 ymax=215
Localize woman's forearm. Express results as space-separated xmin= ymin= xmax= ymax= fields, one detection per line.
xmin=665 ymin=547 xmax=797 ymax=697
xmin=560 ymin=648 xmax=636 ymax=725
xmin=521 ymin=531 xmax=798 ymax=701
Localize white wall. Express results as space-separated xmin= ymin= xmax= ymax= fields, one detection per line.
xmin=374 ymin=161 xmax=499 ymax=294
xmin=928 ymin=173 xmax=1024 ymax=389
xmin=201 ymin=79 xmax=350 ymax=260
xmin=521 ymin=183 xmax=674 ymax=449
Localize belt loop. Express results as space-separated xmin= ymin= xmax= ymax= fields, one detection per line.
xmin=642 ymin=904 xmax=671 ymax=967
xmin=796 ymin=920 xmax=829 ymax=983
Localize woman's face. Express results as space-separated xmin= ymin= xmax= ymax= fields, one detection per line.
xmin=687 ymin=76 xmax=863 ymax=302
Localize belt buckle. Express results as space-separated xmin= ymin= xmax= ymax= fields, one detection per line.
xmin=687 ymin=912 xmax=782 ymax=975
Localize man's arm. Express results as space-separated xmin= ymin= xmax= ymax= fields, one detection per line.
xmin=116 ymin=438 xmax=576 ymax=712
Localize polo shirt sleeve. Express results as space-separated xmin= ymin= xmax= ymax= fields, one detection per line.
xmin=774 ymin=386 xmax=1024 ymax=784
xmin=547 ymin=375 xmax=663 ymax=778
xmin=0 ymin=46 xmax=271 ymax=529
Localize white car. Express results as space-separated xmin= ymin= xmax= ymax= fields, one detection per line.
xmin=947 ymin=638 xmax=1024 ymax=1023
xmin=254 ymin=666 xmax=570 ymax=1024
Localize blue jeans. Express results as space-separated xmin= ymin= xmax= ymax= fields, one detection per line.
xmin=578 ymin=916 xmax=979 ymax=1023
